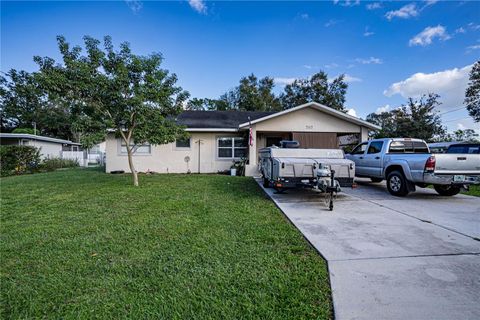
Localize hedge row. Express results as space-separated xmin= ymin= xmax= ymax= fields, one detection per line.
xmin=0 ymin=145 xmax=79 ymax=177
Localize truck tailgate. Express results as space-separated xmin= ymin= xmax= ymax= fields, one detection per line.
xmin=434 ymin=153 xmax=480 ymax=175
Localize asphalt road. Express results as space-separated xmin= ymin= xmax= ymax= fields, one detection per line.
xmin=258 ymin=178 xmax=480 ymax=320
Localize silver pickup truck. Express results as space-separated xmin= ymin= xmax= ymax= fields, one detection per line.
xmin=346 ymin=138 xmax=480 ymax=197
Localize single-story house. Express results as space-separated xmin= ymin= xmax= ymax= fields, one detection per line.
xmin=105 ymin=102 xmax=380 ymax=176
xmin=0 ymin=133 xmax=81 ymax=159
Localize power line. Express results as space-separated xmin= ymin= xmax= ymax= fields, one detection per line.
xmin=438 ymin=106 xmax=467 ymax=116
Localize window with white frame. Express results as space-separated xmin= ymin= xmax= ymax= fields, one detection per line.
xmin=120 ymin=140 xmax=151 ymax=154
xmin=217 ymin=137 xmax=247 ymax=159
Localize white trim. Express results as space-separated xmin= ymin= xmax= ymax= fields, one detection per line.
xmin=238 ymin=102 xmax=381 ymax=130
xmin=185 ymin=128 xmax=238 ymax=132
xmin=117 ymin=139 xmax=152 ymax=156
xmin=0 ymin=133 xmax=81 ymax=145
xmin=215 ymin=135 xmax=248 ymax=161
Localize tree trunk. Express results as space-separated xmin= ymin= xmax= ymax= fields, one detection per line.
xmin=127 ymin=147 xmax=139 ymax=187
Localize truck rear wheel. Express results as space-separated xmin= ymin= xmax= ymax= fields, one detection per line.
xmin=263 ymin=176 xmax=271 ymax=188
xmin=434 ymin=185 xmax=461 ymax=196
xmin=386 ymin=171 xmax=409 ymax=197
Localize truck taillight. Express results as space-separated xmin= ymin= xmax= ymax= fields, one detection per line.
xmin=425 ymin=156 xmax=436 ymax=172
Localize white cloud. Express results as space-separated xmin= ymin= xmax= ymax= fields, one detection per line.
xmin=424 ymin=0 xmax=438 ymax=7
xmin=366 ymin=2 xmax=382 ymax=10
xmin=408 ymin=25 xmax=451 ymax=46
xmin=324 ymin=63 xmax=339 ymax=69
xmin=467 ymin=44 xmax=480 ymax=51
xmin=453 ymin=118 xmax=480 ymax=134
xmin=355 ymin=57 xmax=383 ymax=64
xmin=324 ymin=19 xmax=340 ymax=27
xmin=468 ymin=22 xmax=480 ymax=30
xmin=343 ymin=74 xmax=362 ymax=83
xmin=347 ymin=108 xmax=358 ymax=117
xmin=363 ymin=26 xmax=374 ymax=37
xmin=385 ymin=3 xmax=418 ymax=20
xmin=188 ymin=0 xmax=207 ymax=14
xmin=125 ymin=0 xmax=143 ymax=14
xmin=333 ymin=0 xmax=360 ymax=7
xmin=274 ymin=77 xmax=297 ymax=86
xmin=455 ymin=27 xmax=466 ymax=34
xmin=300 ymin=13 xmax=309 ymax=20
xmin=384 ymin=64 xmax=473 ymax=112
xmin=375 ymin=104 xmax=391 ymax=114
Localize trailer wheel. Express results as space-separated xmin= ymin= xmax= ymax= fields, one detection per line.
xmin=263 ymin=177 xmax=271 ymax=188
xmin=434 ymin=185 xmax=461 ymax=196
xmin=386 ymin=171 xmax=409 ymax=197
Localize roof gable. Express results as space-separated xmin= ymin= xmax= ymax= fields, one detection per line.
xmin=238 ymin=102 xmax=381 ymax=130
xmin=176 ymin=103 xmax=380 ymax=131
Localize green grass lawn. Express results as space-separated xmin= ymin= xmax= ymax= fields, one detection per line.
xmin=462 ymin=184 xmax=480 ymax=197
xmin=0 ymin=168 xmax=332 ymax=319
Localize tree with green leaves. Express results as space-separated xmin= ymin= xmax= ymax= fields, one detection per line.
xmin=185 ymin=97 xmax=231 ymax=111
xmin=212 ymin=74 xmax=282 ymax=111
xmin=439 ymin=129 xmax=479 ymax=142
xmin=35 ymin=35 xmax=189 ymax=186
xmin=280 ymin=71 xmax=348 ymax=111
xmin=465 ymin=60 xmax=480 ymax=122
xmin=366 ymin=94 xmax=445 ymax=142
xmin=236 ymin=74 xmax=282 ymax=111
xmin=0 ymin=70 xmax=74 ymax=139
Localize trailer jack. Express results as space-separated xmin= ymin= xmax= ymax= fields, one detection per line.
xmin=325 ymin=170 xmax=337 ymax=211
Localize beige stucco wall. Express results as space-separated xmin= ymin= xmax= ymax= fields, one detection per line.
xmin=105 ymin=106 xmax=374 ymax=176
xmin=254 ymin=107 xmax=362 ymax=133
xmin=105 ymin=132 xmax=243 ymax=174
xmin=360 ymin=126 xmax=369 ymax=142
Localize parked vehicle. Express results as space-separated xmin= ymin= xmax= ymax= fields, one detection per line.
xmin=446 ymin=143 xmax=479 ymax=154
xmin=428 ymin=141 xmax=460 ymax=154
xmin=259 ymin=142 xmax=356 ymax=210
xmin=428 ymin=141 xmax=478 ymax=154
xmin=346 ymin=138 xmax=480 ymax=197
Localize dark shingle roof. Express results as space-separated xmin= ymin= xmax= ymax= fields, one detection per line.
xmin=176 ymin=110 xmax=275 ymax=129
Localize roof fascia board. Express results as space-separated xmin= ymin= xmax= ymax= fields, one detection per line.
xmin=0 ymin=133 xmax=80 ymax=145
xmin=185 ymin=128 xmax=238 ymax=132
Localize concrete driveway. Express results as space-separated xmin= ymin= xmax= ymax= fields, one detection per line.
xmin=257 ymin=178 xmax=480 ymax=320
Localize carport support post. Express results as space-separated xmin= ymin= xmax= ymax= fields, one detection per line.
xmin=247 ymin=125 xmax=257 ymax=167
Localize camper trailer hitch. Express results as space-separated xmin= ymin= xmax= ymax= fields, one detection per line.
xmin=326 ymin=170 xmax=337 ymax=211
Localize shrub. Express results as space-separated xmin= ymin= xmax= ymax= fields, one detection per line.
xmin=12 ymin=128 xmax=36 ymax=135
xmin=40 ymin=157 xmax=79 ymax=172
xmin=0 ymin=145 xmax=41 ymax=176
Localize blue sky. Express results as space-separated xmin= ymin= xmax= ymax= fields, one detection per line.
xmin=2 ymin=0 xmax=480 ymax=132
